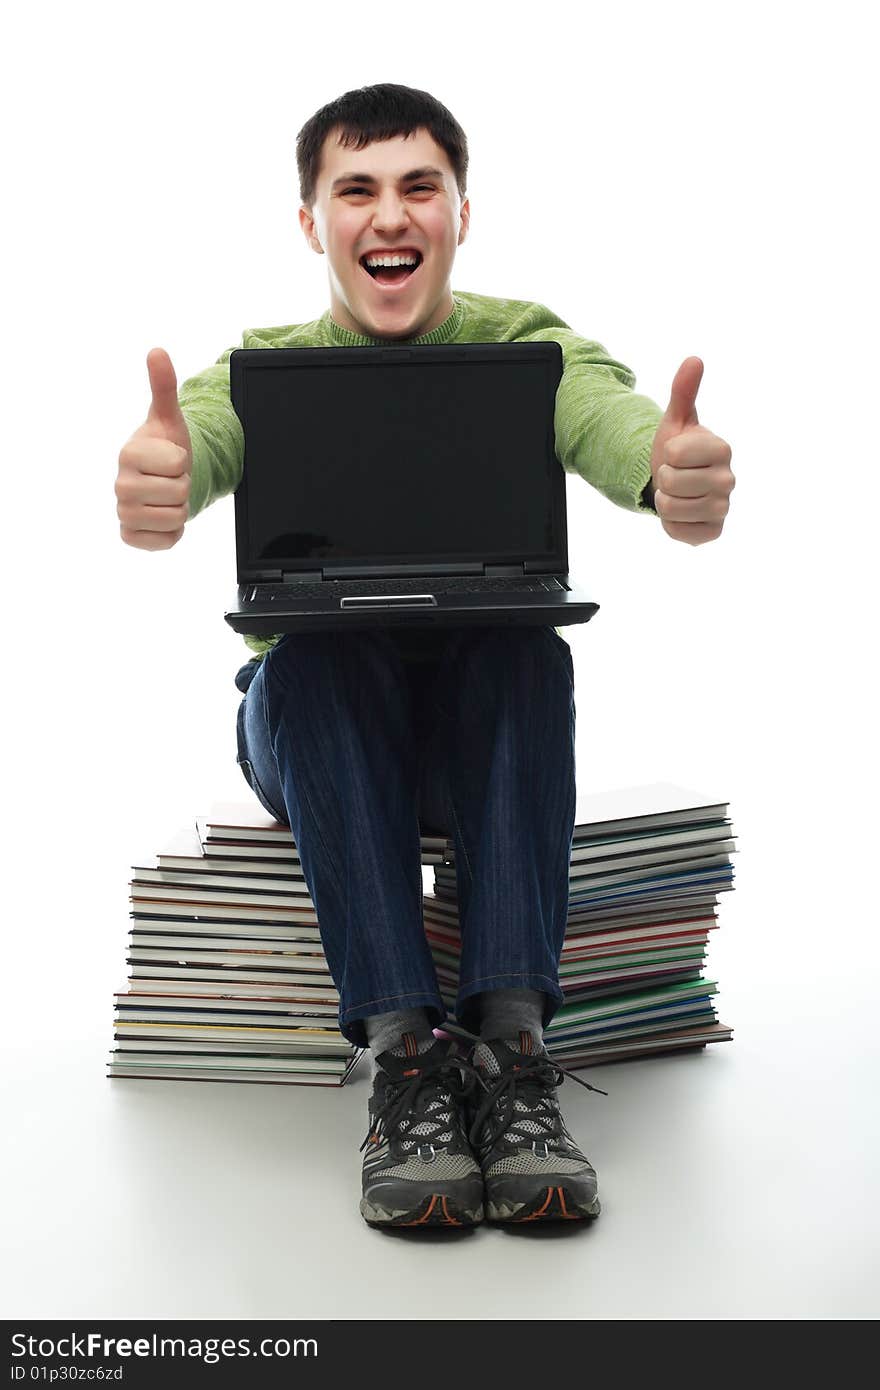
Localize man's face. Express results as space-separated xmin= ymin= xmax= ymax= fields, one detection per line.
xmin=300 ymin=128 xmax=470 ymax=340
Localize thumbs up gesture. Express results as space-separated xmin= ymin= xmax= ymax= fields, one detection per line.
xmin=116 ymin=348 xmax=193 ymax=550
xmin=649 ymin=357 xmax=735 ymax=545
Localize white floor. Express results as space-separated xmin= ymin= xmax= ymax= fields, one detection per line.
xmin=5 ymin=873 xmax=878 ymax=1321
xmin=5 ymin=664 xmax=879 ymax=1321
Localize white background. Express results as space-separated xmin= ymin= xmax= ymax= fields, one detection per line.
xmin=2 ymin=0 xmax=878 ymax=1320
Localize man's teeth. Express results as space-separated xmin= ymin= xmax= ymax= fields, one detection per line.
xmin=364 ymin=254 xmax=419 ymax=268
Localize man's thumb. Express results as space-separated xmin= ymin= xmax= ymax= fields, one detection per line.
xmin=662 ymin=356 xmax=704 ymax=430
xmin=146 ymin=347 xmax=185 ymax=429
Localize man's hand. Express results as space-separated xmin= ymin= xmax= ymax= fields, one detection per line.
xmin=116 ymin=348 xmax=193 ymax=550
xmin=649 ymin=357 xmax=735 ymax=545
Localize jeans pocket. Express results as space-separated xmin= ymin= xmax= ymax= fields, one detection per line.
xmin=237 ymin=755 xmax=287 ymax=825
xmin=546 ymin=627 xmax=575 ymax=686
xmin=234 ymin=657 xmax=262 ymax=694
xmin=235 ymin=695 xmax=287 ymax=824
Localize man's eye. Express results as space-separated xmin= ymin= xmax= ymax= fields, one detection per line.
xmin=342 ymin=185 xmax=434 ymax=195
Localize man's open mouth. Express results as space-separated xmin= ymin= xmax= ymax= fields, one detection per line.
xmin=359 ymin=252 xmax=423 ymax=288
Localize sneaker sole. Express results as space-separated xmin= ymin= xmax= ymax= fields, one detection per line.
xmin=360 ymin=1192 xmax=484 ymax=1228
xmin=486 ymin=1185 xmax=600 ymax=1223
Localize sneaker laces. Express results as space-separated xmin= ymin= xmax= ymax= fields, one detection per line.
xmin=359 ymin=1049 xmax=473 ymax=1155
xmin=439 ymin=1020 xmax=608 ymax=1153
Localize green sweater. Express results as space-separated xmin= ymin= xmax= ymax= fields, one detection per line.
xmin=178 ymin=289 xmax=663 ymax=659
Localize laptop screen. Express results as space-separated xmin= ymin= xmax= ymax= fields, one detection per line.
xmin=231 ymin=344 xmax=566 ymax=577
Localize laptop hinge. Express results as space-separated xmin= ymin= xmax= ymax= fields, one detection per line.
xmin=281 ymin=570 xmax=322 ymax=582
xmin=322 ymin=562 xmax=482 ymax=579
xmin=484 ymin=563 xmax=525 ymax=578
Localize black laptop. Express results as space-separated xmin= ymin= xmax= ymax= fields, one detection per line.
xmin=224 ymin=341 xmax=599 ymax=636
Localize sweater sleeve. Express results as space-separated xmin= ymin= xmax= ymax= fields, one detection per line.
xmin=178 ymin=344 xmax=244 ymax=520
xmin=523 ymin=322 xmax=664 ymax=515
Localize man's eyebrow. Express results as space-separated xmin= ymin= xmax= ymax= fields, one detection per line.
xmin=330 ymin=166 xmax=445 ymax=190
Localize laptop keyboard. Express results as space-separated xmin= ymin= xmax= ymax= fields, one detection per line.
xmin=247 ymin=576 xmax=566 ymax=602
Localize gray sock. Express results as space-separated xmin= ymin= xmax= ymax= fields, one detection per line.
xmin=364 ymin=1007 xmax=434 ymax=1069
xmin=478 ymin=988 xmax=546 ymax=1051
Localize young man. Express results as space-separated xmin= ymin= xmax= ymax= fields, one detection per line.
xmin=116 ymin=83 xmax=735 ymax=1229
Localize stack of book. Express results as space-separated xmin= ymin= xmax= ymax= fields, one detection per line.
xmin=110 ymin=785 xmax=734 ymax=1083
xmin=426 ymin=784 xmax=735 ymax=1069
xmin=108 ymin=803 xmax=447 ymax=1088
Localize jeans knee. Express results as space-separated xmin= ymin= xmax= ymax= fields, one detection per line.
xmin=262 ymin=631 xmax=337 ymax=693
xmin=265 ymin=631 xmax=333 ymax=666
xmin=263 ymin=629 xmax=407 ymax=708
xmin=464 ymin=625 xmax=571 ymax=682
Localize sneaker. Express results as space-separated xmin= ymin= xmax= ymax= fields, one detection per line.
xmin=359 ymin=1033 xmax=484 ymax=1228
xmin=464 ymin=1030 xmax=604 ymax=1224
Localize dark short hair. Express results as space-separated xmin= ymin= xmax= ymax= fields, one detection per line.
xmin=296 ymin=82 xmax=469 ymax=210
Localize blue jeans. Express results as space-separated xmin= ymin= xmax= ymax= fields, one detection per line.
xmin=235 ymin=626 xmax=576 ymax=1046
